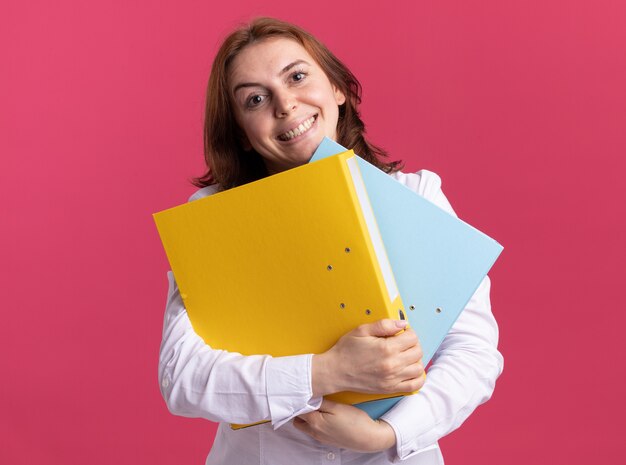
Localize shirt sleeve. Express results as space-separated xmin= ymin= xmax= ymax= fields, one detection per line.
xmin=380 ymin=170 xmax=504 ymax=461
xmin=158 ymin=273 xmax=323 ymax=429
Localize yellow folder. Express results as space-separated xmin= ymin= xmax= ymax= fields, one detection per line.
xmin=153 ymin=151 xmax=411 ymax=426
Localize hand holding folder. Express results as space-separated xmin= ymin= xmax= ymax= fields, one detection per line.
xmin=314 ymin=318 xmax=424 ymax=397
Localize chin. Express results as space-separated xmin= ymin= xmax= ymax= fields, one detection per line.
xmin=287 ymin=153 xmax=313 ymax=169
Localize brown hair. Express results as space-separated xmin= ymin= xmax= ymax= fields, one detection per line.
xmin=194 ymin=17 xmax=403 ymax=190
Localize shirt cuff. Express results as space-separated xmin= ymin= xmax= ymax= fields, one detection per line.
xmin=380 ymin=395 xmax=438 ymax=461
xmin=265 ymin=353 xmax=322 ymax=429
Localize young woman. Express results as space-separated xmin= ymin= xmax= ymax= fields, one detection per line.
xmin=158 ymin=17 xmax=503 ymax=465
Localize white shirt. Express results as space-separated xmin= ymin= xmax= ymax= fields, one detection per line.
xmin=158 ymin=170 xmax=504 ymax=464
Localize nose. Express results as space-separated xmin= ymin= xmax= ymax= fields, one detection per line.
xmin=274 ymin=90 xmax=297 ymax=118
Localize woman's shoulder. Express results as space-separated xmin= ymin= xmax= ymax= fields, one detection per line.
xmin=188 ymin=184 xmax=220 ymax=202
xmin=391 ymin=169 xmax=456 ymax=216
xmin=391 ymin=169 xmax=443 ymax=199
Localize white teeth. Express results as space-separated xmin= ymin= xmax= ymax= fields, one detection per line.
xmin=279 ymin=116 xmax=316 ymax=141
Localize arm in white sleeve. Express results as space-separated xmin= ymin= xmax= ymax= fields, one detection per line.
xmin=381 ymin=170 xmax=504 ymax=461
xmin=158 ymin=271 xmax=322 ymax=427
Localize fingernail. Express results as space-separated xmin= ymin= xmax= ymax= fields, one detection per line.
xmin=395 ymin=320 xmax=408 ymax=328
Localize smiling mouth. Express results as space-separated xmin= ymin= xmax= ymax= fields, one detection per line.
xmin=277 ymin=115 xmax=317 ymax=141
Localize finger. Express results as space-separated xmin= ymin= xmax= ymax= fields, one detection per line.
xmin=394 ymin=370 xmax=427 ymax=393
xmin=398 ymin=343 xmax=424 ymax=366
xmin=395 ymin=360 xmax=425 ymax=381
xmin=378 ymin=360 xmax=424 ymax=393
xmin=385 ymin=328 xmax=420 ymax=353
xmin=386 ymin=351 xmax=424 ymax=381
xmin=356 ymin=319 xmax=407 ymax=337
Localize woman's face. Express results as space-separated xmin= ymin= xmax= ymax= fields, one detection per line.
xmin=229 ymin=37 xmax=346 ymax=174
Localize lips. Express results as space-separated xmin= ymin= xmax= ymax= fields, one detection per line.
xmin=277 ymin=115 xmax=317 ymax=141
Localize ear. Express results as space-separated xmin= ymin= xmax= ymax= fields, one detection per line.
xmin=333 ymin=85 xmax=346 ymax=106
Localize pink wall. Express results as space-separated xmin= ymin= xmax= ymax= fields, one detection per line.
xmin=2 ymin=1 xmax=624 ymax=463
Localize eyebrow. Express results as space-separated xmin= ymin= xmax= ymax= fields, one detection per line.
xmin=280 ymin=59 xmax=310 ymax=74
xmin=232 ymin=59 xmax=311 ymax=94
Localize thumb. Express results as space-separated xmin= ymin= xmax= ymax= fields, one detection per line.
xmin=357 ymin=319 xmax=407 ymax=337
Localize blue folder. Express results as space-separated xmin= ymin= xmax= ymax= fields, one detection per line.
xmin=310 ymin=138 xmax=504 ymax=418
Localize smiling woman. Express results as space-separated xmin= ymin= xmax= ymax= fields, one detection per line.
xmin=158 ymin=16 xmax=503 ymax=465
xmin=228 ymin=37 xmax=346 ymax=173
xmin=194 ymin=17 xmax=401 ymax=190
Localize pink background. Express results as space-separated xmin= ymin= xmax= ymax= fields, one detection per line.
xmin=2 ymin=0 xmax=625 ymax=463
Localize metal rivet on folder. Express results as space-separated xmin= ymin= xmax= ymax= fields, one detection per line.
xmin=409 ymin=305 xmax=415 ymax=311
xmin=436 ymin=307 xmax=442 ymax=314
xmin=339 ymin=303 xmax=345 ymax=309
xmin=345 ymin=247 xmax=351 ymax=253
xmin=327 ymin=265 xmax=333 ymax=271
xmin=365 ymin=309 xmax=371 ymax=315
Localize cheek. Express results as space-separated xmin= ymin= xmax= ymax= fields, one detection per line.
xmin=317 ymin=86 xmax=341 ymax=120
xmin=320 ymin=92 xmax=340 ymax=125
xmin=239 ymin=114 xmax=271 ymax=142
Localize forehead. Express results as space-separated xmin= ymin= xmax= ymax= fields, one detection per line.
xmin=228 ymin=37 xmax=316 ymax=86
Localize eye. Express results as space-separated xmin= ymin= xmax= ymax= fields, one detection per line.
xmin=246 ymin=94 xmax=266 ymax=108
xmin=291 ymin=71 xmax=307 ymax=82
